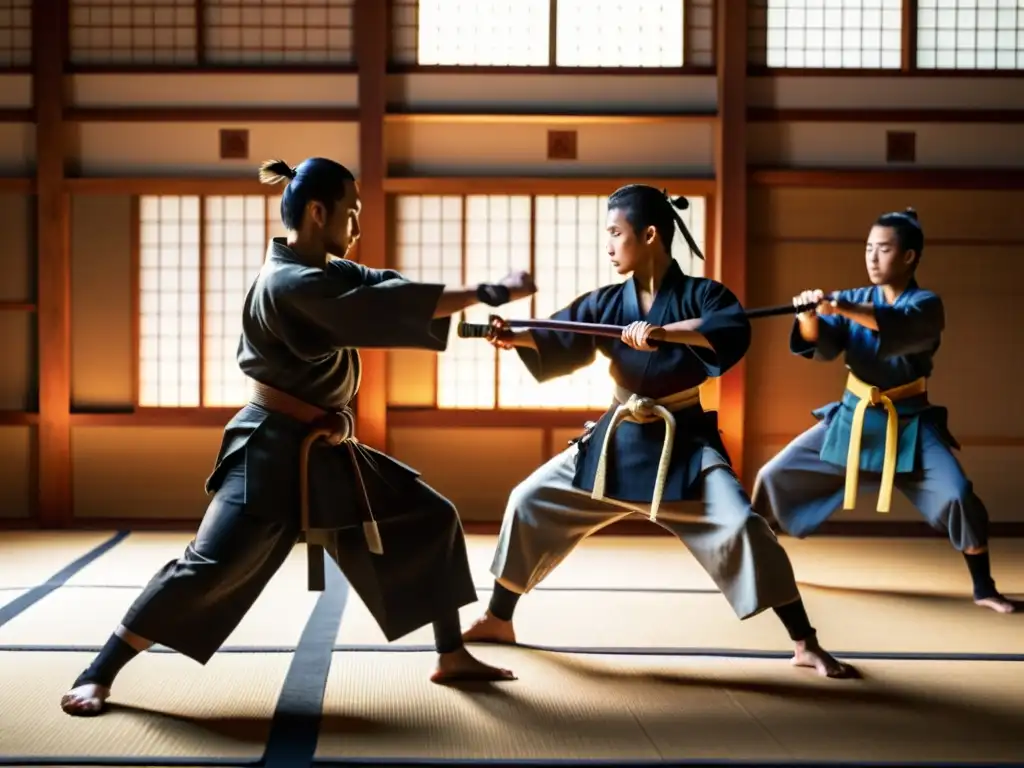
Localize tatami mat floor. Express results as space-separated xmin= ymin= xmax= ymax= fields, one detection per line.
xmin=0 ymin=530 xmax=1022 ymax=767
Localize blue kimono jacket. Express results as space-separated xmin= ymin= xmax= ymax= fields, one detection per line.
xmin=516 ymin=259 xmax=751 ymax=503
xmin=790 ymin=279 xmax=959 ymax=474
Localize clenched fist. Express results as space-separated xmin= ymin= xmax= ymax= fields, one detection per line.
xmin=498 ymin=271 xmax=537 ymax=302
xmin=620 ymin=320 xmax=660 ymax=352
xmin=794 ymin=289 xmax=835 ymax=318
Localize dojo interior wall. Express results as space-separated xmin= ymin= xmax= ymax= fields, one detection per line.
xmin=0 ymin=2 xmax=1023 ymax=530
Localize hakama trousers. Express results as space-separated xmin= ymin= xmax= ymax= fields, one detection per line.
xmin=751 ymin=421 xmax=990 ymax=551
xmin=490 ymin=445 xmax=802 ymax=621
xmin=120 ymin=456 xmax=477 ymax=664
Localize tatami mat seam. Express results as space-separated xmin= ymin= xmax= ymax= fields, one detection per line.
xmin=3 ymin=644 xmax=1023 ymax=663
xmin=0 ymin=531 xmax=131 ymax=629
xmin=262 ymin=553 xmax=350 ymax=768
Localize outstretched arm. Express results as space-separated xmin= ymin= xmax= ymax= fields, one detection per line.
xmin=287 ymin=264 xmax=534 ymax=351
xmin=506 ymin=291 xmax=605 ymax=383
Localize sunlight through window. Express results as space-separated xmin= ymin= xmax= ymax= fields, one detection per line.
xmin=917 ymin=0 xmax=1023 ymax=70
xmin=749 ymin=0 xmax=903 ymax=69
xmin=203 ymin=196 xmax=268 ymax=407
xmin=555 ymin=0 xmax=684 ymax=68
xmin=138 ymin=195 xmax=201 ymax=407
xmin=416 ymin=0 xmax=550 ymax=66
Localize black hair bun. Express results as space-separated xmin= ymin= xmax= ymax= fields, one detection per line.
xmin=669 ymin=195 xmax=690 ymax=211
xmin=903 ymin=207 xmax=919 ymax=221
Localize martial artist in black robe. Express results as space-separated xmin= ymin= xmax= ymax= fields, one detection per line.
xmin=61 ymin=157 xmax=531 ymax=716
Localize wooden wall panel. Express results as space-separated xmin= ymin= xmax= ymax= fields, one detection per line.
xmin=0 ymin=73 xmax=32 ymax=108
xmin=71 ymin=427 xmax=224 ymax=519
xmin=388 ymin=74 xmax=718 ymax=114
xmin=70 ymin=123 xmax=361 ymax=176
xmin=388 ymin=427 xmax=546 ymax=521
xmin=0 ymin=427 xmax=33 ymax=519
xmin=746 ymin=77 xmax=1024 ymax=110
xmin=0 ymin=124 xmax=35 ymax=174
xmin=70 ymin=195 xmax=134 ymax=410
xmin=386 ymin=122 xmax=715 ymax=177
xmin=749 ymin=189 xmax=1024 ymax=241
xmin=0 ymin=313 xmax=35 ymax=411
xmin=68 ymin=74 xmax=359 ymax=109
xmin=0 ymin=194 xmax=33 ymax=303
xmin=386 ymin=350 xmax=436 ymax=408
xmin=748 ymin=123 xmax=1024 ymax=169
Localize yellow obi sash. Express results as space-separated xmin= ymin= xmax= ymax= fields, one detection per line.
xmin=843 ymin=372 xmax=927 ymax=514
xmin=591 ymin=385 xmax=702 ymax=523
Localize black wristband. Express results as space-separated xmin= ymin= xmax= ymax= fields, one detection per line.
xmin=476 ymin=283 xmax=511 ymax=307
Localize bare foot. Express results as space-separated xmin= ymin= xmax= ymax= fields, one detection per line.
xmin=975 ymin=595 xmax=1017 ymax=614
xmin=430 ymin=647 xmax=516 ymax=684
xmin=61 ymin=682 xmax=110 ymax=716
xmin=791 ymin=637 xmax=859 ymax=679
xmin=462 ymin=612 xmax=517 ymax=645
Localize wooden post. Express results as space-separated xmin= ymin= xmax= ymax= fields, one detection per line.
xmin=34 ymin=0 xmax=72 ymax=527
xmin=354 ymin=0 xmax=389 ymax=450
xmin=713 ymin=0 xmax=748 ymax=478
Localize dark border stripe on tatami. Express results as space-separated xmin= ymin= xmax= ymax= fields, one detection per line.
xmin=0 ymin=531 xmax=130 ymax=629
xmin=311 ymin=760 xmax=1024 ymax=768
xmin=0 ymin=549 xmax=348 ymax=768
xmin=262 ymin=551 xmax=350 ymax=768
xmin=3 ymin=643 xmax=1023 ymax=663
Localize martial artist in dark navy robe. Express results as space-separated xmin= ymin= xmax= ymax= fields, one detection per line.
xmin=464 ymin=184 xmax=857 ymax=677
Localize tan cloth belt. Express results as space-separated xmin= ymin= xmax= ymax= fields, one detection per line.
xmin=248 ymin=379 xmax=383 ymax=591
xmin=591 ymin=385 xmax=703 ymax=523
xmin=843 ymin=372 xmax=927 ymax=514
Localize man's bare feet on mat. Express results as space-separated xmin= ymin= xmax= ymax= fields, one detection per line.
xmin=975 ymin=595 xmax=1017 ymax=614
xmin=431 ymin=647 xmax=516 ymax=684
xmin=61 ymin=683 xmax=110 ymax=716
xmin=792 ymin=638 xmax=859 ymax=679
xmin=461 ymin=612 xmax=516 ymax=644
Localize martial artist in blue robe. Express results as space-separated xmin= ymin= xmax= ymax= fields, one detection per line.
xmin=61 ymin=157 xmax=530 ymax=717
xmin=463 ymin=184 xmax=857 ymax=678
xmin=752 ymin=208 xmax=1016 ymax=614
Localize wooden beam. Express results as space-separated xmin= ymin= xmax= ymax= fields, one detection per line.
xmin=34 ymin=0 xmax=72 ymax=528
xmin=748 ymin=168 xmax=1024 ymax=190
xmin=0 ymin=109 xmax=34 ymax=123
xmin=382 ymin=177 xmax=718 ymax=195
xmin=902 ymin=0 xmax=918 ymax=73
xmin=64 ymin=178 xmax=275 ymax=195
xmin=65 ymin=64 xmax=359 ymax=75
xmin=66 ymin=107 xmax=360 ymax=123
xmin=354 ymin=0 xmax=388 ymax=452
xmin=713 ymin=0 xmax=747 ymax=479
xmin=0 ymin=412 xmax=39 ymax=426
xmin=747 ymin=108 xmax=1024 ymax=124
xmin=387 ymin=64 xmax=717 ymax=76
xmin=383 ymin=110 xmax=716 ymax=125
xmin=0 ymin=178 xmax=34 ymax=193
